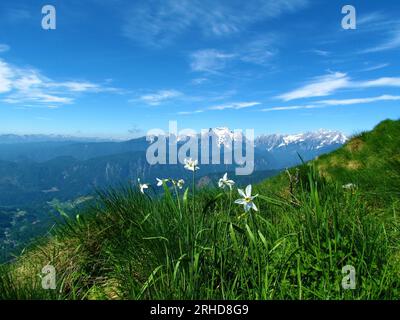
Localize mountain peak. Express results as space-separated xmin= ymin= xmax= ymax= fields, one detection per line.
xmin=255 ymin=130 xmax=348 ymax=151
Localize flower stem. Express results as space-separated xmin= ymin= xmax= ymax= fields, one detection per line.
xmin=192 ymin=171 xmax=195 ymax=234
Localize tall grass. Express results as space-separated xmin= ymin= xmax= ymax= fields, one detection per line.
xmin=1 ymin=163 xmax=399 ymax=300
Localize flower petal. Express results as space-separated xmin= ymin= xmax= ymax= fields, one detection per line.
xmin=245 ymin=185 xmax=252 ymax=197
xmin=238 ymin=189 xmax=246 ymax=198
xmin=235 ymin=199 xmax=246 ymax=205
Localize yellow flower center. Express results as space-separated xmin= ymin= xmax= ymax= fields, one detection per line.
xmin=245 ymin=197 xmax=252 ymax=203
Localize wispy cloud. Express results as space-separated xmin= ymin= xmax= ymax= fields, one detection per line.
xmin=122 ymin=0 xmax=308 ymax=47
xmin=319 ymin=95 xmax=400 ymax=106
xmin=307 ymin=49 xmax=331 ymax=57
xmin=0 ymin=44 xmax=10 ymax=53
xmin=357 ymin=11 xmax=387 ymax=26
xmin=190 ymin=35 xmax=278 ymax=73
xmin=346 ymin=11 xmax=400 ymax=53
xmin=277 ymin=72 xmax=350 ymax=101
xmin=178 ymin=109 xmax=204 ymax=115
xmin=191 ymin=78 xmax=208 ymax=85
xmin=208 ymin=101 xmax=260 ymax=110
xmin=135 ymin=90 xmax=183 ymax=106
xmin=0 ymin=58 xmax=119 ymax=107
xmin=263 ymin=95 xmax=400 ymax=112
xmin=239 ymin=37 xmax=278 ymax=65
xmin=262 ymin=105 xmax=317 ymax=112
xmin=357 ymin=77 xmax=400 ymax=88
xmin=190 ymin=49 xmax=236 ymax=73
xmin=362 ymin=29 xmax=400 ymax=53
xmin=178 ymin=101 xmax=260 ymax=115
xmin=359 ymin=63 xmax=390 ymax=72
xmin=278 ymin=72 xmax=400 ymax=102
xmin=0 ymin=60 xmax=13 ymax=93
xmin=2 ymin=8 xmax=31 ymax=23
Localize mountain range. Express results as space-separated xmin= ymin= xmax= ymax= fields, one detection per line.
xmin=0 ymin=129 xmax=348 ymax=206
xmin=0 ymin=129 xmax=348 ymax=204
xmin=0 ymin=128 xmax=347 ymax=261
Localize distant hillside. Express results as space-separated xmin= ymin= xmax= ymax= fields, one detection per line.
xmin=0 ymin=129 xmax=346 ymax=164
xmin=0 ymin=134 xmax=114 ymax=144
xmin=260 ymin=119 xmax=400 ymax=203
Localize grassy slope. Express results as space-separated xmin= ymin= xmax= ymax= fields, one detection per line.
xmin=1 ymin=119 xmax=399 ymax=300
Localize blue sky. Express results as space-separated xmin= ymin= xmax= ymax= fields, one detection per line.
xmin=0 ymin=0 xmax=399 ymax=138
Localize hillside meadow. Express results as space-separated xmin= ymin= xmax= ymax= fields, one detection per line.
xmin=0 ymin=119 xmax=399 ymax=300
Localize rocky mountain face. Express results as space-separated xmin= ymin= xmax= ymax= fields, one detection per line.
xmin=255 ymin=130 xmax=348 ymax=151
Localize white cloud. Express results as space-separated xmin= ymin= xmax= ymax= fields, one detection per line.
xmin=137 ymin=90 xmax=183 ymax=106
xmin=178 ymin=101 xmax=261 ymax=115
xmin=277 ymin=72 xmax=400 ymax=102
xmin=122 ymin=0 xmax=308 ymax=46
xmin=263 ymin=95 xmax=400 ymax=112
xmin=191 ymin=78 xmax=208 ymax=85
xmin=307 ymin=49 xmax=330 ymax=57
xmin=190 ymin=35 xmax=278 ymax=73
xmin=178 ymin=109 xmax=204 ymax=115
xmin=0 ymin=44 xmax=10 ymax=53
xmin=190 ymin=49 xmax=236 ymax=73
xmin=54 ymin=81 xmax=100 ymax=92
xmin=358 ymin=77 xmax=400 ymax=88
xmin=0 ymin=60 xmax=13 ymax=93
xmin=0 ymin=58 xmax=118 ymax=106
xmin=318 ymin=95 xmax=400 ymax=106
xmin=239 ymin=37 xmax=278 ymax=65
xmin=262 ymin=105 xmax=317 ymax=112
xmin=278 ymin=72 xmax=350 ymax=101
xmin=208 ymin=101 xmax=260 ymax=110
xmin=351 ymin=11 xmax=400 ymax=53
xmin=178 ymin=101 xmax=260 ymax=115
xmin=357 ymin=12 xmax=387 ymax=26
xmin=3 ymin=8 xmax=31 ymax=23
xmin=359 ymin=63 xmax=390 ymax=72
xmin=362 ymin=29 xmax=400 ymax=53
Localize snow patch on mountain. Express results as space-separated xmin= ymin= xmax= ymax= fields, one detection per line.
xmin=147 ymin=127 xmax=348 ymax=153
xmin=256 ymin=129 xmax=348 ymax=152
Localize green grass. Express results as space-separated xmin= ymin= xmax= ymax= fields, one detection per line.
xmin=1 ymin=119 xmax=400 ymax=300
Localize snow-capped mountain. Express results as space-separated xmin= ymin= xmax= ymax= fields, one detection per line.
xmin=171 ymin=127 xmax=347 ymax=151
xmin=168 ymin=127 xmax=348 ymax=169
xmin=254 ymin=130 xmax=348 ymax=169
xmin=255 ymin=130 xmax=348 ymax=152
xmin=0 ymin=129 xmax=348 ymax=172
xmin=200 ymin=127 xmax=244 ymax=147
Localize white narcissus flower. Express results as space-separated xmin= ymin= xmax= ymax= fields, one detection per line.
xmin=184 ymin=158 xmax=199 ymax=172
xmin=234 ymin=185 xmax=259 ymax=212
xmin=156 ymin=178 xmax=168 ymax=187
xmin=138 ymin=178 xmax=149 ymax=194
xmin=342 ymin=183 xmax=357 ymax=190
xmin=177 ymin=179 xmax=185 ymax=189
xmin=218 ymin=172 xmax=235 ymax=190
